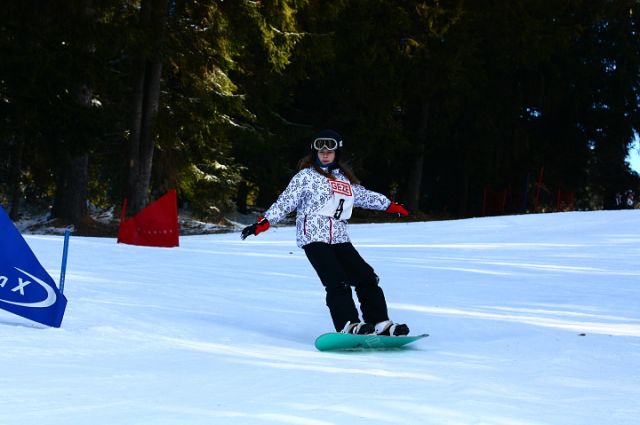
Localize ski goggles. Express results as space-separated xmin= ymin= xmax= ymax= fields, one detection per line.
xmin=312 ymin=137 xmax=340 ymax=151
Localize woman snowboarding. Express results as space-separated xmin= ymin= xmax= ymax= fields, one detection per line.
xmin=241 ymin=129 xmax=410 ymax=336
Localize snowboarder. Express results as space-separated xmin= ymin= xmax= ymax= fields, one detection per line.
xmin=241 ymin=129 xmax=411 ymax=336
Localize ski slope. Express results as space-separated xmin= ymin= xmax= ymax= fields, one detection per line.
xmin=1 ymin=210 xmax=639 ymax=425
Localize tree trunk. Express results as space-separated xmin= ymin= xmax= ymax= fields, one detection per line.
xmin=53 ymin=154 xmax=89 ymax=225
xmin=52 ymin=82 xmax=92 ymax=225
xmin=8 ymin=139 xmax=23 ymax=221
xmin=460 ymin=173 xmax=469 ymax=216
xmin=51 ymin=1 xmax=95 ymax=227
xmin=126 ymin=58 xmax=145 ymax=211
xmin=125 ymin=0 xmax=167 ymax=215
xmin=406 ymin=146 xmax=424 ymax=212
xmin=406 ymin=102 xmax=429 ymax=212
xmin=236 ymin=181 xmax=249 ymax=214
xmin=134 ymin=61 xmax=163 ymax=214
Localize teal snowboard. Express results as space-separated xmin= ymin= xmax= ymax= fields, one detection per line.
xmin=314 ymin=332 xmax=428 ymax=351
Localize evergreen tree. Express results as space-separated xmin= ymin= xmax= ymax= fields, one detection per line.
xmin=2 ymin=0 xmax=639 ymax=228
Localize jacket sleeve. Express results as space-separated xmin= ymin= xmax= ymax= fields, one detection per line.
xmin=352 ymin=184 xmax=392 ymax=211
xmin=263 ymin=170 xmax=307 ymax=225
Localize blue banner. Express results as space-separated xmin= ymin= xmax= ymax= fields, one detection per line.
xmin=0 ymin=207 xmax=67 ymax=327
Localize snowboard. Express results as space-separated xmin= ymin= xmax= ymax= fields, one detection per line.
xmin=314 ymin=332 xmax=428 ymax=351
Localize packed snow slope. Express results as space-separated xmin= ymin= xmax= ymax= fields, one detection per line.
xmin=1 ymin=210 xmax=639 ymax=425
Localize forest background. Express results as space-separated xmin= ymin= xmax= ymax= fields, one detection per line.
xmin=1 ymin=0 xmax=639 ymax=235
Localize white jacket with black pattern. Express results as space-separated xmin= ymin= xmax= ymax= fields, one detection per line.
xmin=263 ymin=166 xmax=391 ymax=248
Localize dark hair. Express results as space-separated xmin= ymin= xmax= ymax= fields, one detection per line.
xmin=298 ymin=153 xmax=360 ymax=185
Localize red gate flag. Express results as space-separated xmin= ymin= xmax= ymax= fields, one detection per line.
xmin=117 ymin=190 xmax=179 ymax=248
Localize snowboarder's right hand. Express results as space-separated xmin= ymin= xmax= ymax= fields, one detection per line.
xmin=241 ymin=216 xmax=270 ymax=240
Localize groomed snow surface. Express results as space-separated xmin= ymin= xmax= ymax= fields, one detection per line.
xmin=2 ymin=210 xmax=639 ymax=425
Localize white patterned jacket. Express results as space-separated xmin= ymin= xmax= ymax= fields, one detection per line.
xmin=263 ymin=167 xmax=391 ymax=248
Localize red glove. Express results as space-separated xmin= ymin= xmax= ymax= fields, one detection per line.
xmin=241 ymin=216 xmax=270 ymax=239
xmin=386 ymin=201 xmax=409 ymax=217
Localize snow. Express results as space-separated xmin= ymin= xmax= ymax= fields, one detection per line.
xmin=2 ymin=210 xmax=640 ymax=425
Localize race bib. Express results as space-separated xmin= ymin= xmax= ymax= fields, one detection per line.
xmin=317 ymin=180 xmax=355 ymax=220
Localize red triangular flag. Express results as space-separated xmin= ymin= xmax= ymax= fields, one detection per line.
xmin=117 ymin=190 xmax=179 ymax=247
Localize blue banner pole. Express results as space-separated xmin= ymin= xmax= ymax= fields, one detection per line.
xmin=59 ymin=229 xmax=71 ymax=294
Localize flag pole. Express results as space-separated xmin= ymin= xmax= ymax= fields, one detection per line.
xmin=59 ymin=229 xmax=71 ymax=294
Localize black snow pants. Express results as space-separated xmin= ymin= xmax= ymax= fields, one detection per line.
xmin=303 ymin=242 xmax=389 ymax=331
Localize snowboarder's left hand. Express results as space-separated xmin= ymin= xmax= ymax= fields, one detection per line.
xmin=386 ymin=201 xmax=409 ymax=217
xmin=241 ymin=216 xmax=270 ymax=240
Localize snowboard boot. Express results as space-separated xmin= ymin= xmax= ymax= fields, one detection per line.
xmin=375 ymin=320 xmax=410 ymax=336
xmin=341 ymin=321 xmax=375 ymax=335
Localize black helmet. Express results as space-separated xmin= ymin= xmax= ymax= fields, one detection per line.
xmin=311 ymin=129 xmax=343 ymax=161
